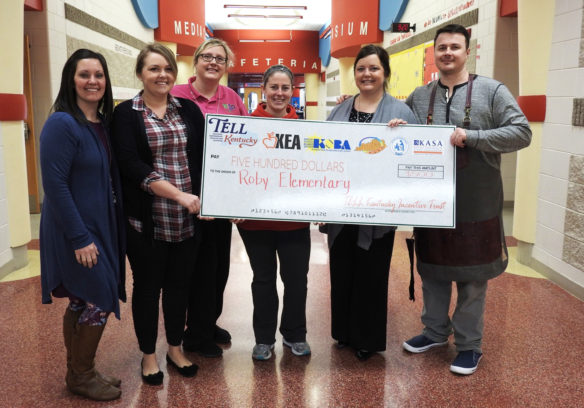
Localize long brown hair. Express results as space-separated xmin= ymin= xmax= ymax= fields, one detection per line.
xmin=51 ymin=49 xmax=113 ymax=124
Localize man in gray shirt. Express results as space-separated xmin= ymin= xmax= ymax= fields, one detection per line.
xmin=399 ymin=24 xmax=531 ymax=375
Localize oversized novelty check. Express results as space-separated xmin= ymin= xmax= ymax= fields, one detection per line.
xmin=200 ymin=114 xmax=456 ymax=227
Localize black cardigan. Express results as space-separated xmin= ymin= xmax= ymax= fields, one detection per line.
xmin=111 ymin=96 xmax=205 ymax=242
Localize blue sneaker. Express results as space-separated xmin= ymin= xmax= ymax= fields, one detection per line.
xmin=402 ymin=334 xmax=448 ymax=353
xmin=450 ymin=350 xmax=483 ymax=375
xmin=283 ymin=339 xmax=311 ymax=356
xmin=252 ymin=344 xmax=274 ymax=361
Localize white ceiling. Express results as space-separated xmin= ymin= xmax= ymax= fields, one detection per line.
xmin=205 ymin=0 xmax=331 ymax=31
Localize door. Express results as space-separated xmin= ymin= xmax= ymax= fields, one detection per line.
xmin=24 ymin=34 xmax=40 ymax=213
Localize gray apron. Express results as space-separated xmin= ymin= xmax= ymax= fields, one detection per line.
xmin=412 ymin=75 xmax=507 ymax=283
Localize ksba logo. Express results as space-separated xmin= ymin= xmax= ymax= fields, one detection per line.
xmin=263 ymin=132 xmax=301 ymax=150
xmin=208 ymin=117 xmax=257 ymax=147
xmin=304 ymin=137 xmax=351 ymax=152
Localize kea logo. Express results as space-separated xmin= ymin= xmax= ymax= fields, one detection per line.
xmin=263 ymin=132 xmax=301 ymax=150
xmin=263 ymin=132 xmax=278 ymax=148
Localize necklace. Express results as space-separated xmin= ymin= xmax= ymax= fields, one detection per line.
xmin=355 ymin=95 xmax=376 ymax=123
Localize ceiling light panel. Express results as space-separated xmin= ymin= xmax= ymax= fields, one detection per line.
xmin=206 ymin=0 xmax=330 ymax=31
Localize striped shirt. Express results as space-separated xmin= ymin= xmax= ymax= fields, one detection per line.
xmin=128 ymin=93 xmax=195 ymax=242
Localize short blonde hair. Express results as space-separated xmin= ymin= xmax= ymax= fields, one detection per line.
xmin=135 ymin=43 xmax=178 ymax=78
xmin=193 ymin=38 xmax=234 ymax=66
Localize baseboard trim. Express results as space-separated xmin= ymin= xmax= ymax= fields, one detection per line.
xmin=516 ymin=241 xmax=584 ymax=301
xmin=0 ymin=245 xmax=29 ymax=281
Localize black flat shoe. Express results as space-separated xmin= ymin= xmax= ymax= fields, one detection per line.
xmin=141 ymin=359 xmax=163 ymax=385
xmin=356 ymin=349 xmax=374 ymax=361
xmin=166 ymin=354 xmax=198 ymax=377
xmin=214 ymin=325 xmax=231 ymax=344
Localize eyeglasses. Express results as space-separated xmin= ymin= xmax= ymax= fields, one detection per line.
xmin=199 ymin=54 xmax=227 ymax=65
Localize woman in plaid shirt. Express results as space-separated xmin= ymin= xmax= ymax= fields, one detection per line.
xmin=112 ymin=43 xmax=205 ymax=385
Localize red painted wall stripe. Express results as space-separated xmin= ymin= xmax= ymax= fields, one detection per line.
xmin=0 ymin=94 xmax=28 ymax=121
xmin=516 ymin=95 xmax=546 ymax=122
xmin=24 ymin=0 xmax=43 ymax=11
xmin=500 ymin=0 xmax=517 ymax=17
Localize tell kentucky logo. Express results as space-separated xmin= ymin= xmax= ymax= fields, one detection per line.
xmin=208 ymin=117 xmax=257 ymax=148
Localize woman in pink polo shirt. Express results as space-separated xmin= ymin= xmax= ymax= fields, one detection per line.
xmin=171 ymin=38 xmax=247 ymax=358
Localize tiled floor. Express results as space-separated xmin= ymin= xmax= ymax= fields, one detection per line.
xmin=1 ymin=225 xmax=583 ymax=407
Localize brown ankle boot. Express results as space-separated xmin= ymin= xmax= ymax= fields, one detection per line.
xmin=63 ymin=308 xmax=121 ymax=388
xmin=68 ymin=322 xmax=121 ymax=401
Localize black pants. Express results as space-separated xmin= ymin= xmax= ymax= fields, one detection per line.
xmin=185 ymin=219 xmax=232 ymax=345
xmin=238 ymin=227 xmax=310 ymax=345
xmin=329 ymin=226 xmax=395 ymax=352
xmin=126 ymin=224 xmax=197 ymax=354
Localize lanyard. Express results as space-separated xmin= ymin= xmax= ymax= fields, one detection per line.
xmin=426 ymin=74 xmax=476 ymax=129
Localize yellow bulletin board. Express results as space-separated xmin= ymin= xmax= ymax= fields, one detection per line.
xmin=389 ymin=43 xmax=426 ymax=101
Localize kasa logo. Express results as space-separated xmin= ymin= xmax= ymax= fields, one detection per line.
xmin=414 ymin=139 xmax=444 ymax=147
xmin=412 ymin=139 xmax=444 ymax=154
xmin=263 ymin=132 xmax=301 ymax=150
xmin=304 ymin=137 xmax=351 ymax=152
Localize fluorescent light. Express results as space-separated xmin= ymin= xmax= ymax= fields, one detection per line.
xmin=227 ymin=14 xmax=303 ymax=19
xmin=224 ymin=5 xmax=307 ymax=10
xmin=238 ymin=39 xmax=292 ymax=43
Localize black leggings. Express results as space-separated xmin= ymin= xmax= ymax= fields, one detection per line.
xmin=238 ymin=227 xmax=311 ymax=345
xmin=185 ymin=219 xmax=232 ymax=344
xmin=126 ymin=224 xmax=197 ymax=354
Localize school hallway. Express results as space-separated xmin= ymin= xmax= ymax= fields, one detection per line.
xmin=1 ymin=219 xmax=583 ymax=408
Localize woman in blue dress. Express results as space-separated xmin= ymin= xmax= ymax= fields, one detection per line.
xmin=40 ymin=49 xmax=125 ymax=401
